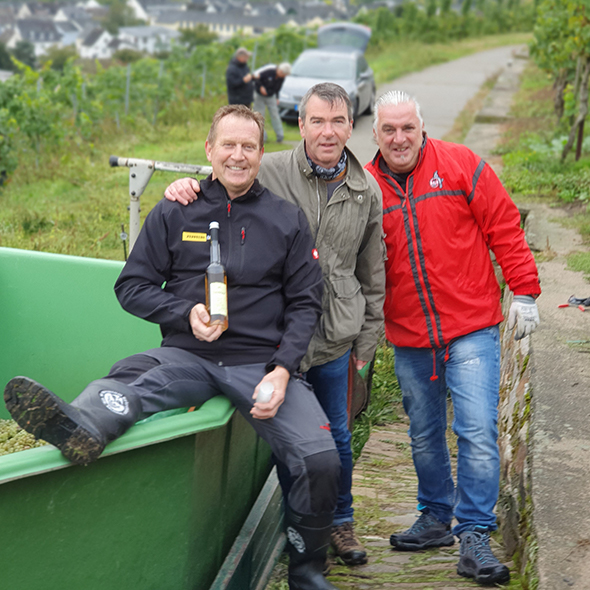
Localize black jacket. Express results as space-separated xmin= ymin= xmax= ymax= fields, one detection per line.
xmin=115 ymin=178 xmax=323 ymax=374
xmin=226 ymin=57 xmax=254 ymax=105
xmin=254 ymin=65 xmax=285 ymax=97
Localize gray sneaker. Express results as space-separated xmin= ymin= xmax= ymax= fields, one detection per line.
xmin=390 ymin=511 xmax=454 ymax=551
xmin=457 ymin=529 xmax=510 ymax=585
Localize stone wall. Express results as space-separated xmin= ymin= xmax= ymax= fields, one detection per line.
xmin=498 ymin=287 xmax=537 ymax=589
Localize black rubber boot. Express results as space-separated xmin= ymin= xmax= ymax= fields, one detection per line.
xmin=286 ymin=507 xmax=340 ymax=590
xmin=4 ymin=376 xmax=141 ymax=465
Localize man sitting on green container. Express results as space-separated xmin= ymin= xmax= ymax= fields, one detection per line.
xmin=4 ymin=105 xmax=342 ymax=590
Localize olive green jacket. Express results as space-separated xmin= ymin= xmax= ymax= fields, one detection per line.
xmin=259 ymin=141 xmax=385 ymax=372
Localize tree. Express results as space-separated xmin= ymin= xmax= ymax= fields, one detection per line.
xmin=101 ymin=0 xmax=146 ymax=35
xmin=531 ymin=0 xmax=590 ymax=161
xmin=461 ymin=0 xmax=473 ymax=16
xmin=530 ymin=0 xmax=573 ymax=120
xmin=426 ymin=0 xmax=437 ymax=18
xmin=180 ymin=25 xmax=218 ymax=49
xmin=12 ymin=41 xmax=36 ymax=69
xmin=112 ymin=48 xmax=144 ymax=64
xmin=0 ymin=42 xmax=13 ymax=71
xmin=38 ymin=45 xmax=79 ymax=72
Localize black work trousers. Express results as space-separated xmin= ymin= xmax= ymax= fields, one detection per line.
xmin=98 ymin=347 xmax=340 ymax=516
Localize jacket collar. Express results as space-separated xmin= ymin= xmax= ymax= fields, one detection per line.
xmin=294 ymin=140 xmax=370 ymax=192
xmin=200 ymin=176 xmax=264 ymax=203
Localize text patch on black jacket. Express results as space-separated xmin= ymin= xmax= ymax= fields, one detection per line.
xmin=115 ymin=178 xmax=323 ymax=374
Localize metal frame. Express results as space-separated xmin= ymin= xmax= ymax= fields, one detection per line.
xmin=109 ymin=155 xmax=212 ymax=252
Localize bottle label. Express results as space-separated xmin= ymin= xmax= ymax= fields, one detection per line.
xmin=209 ymin=282 xmax=227 ymax=316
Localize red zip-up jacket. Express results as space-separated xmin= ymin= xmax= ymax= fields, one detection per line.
xmin=365 ymin=136 xmax=540 ymax=349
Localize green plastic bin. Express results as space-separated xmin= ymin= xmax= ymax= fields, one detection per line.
xmin=0 ymin=247 xmax=272 ymax=590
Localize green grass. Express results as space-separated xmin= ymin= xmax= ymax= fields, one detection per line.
xmin=567 ymin=251 xmax=590 ymax=282
xmin=498 ymin=61 xmax=590 ymax=267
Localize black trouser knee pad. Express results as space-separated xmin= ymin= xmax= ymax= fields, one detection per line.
xmin=304 ymin=449 xmax=341 ymax=515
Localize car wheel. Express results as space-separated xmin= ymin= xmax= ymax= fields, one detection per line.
xmin=363 ymin=88 xmax=376 ymax=116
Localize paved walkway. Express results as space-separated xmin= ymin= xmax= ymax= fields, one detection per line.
xmin=326 ymin=420 xmax=512 ymax=589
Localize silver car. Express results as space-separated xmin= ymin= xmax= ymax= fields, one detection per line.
xmin=278 ymin=23 xmax=375 ymax=122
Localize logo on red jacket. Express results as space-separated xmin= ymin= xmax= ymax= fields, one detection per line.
xmin=312 ymin=248 xmax=319 ymax=260
xmin=429 ymin=170 xmax=444 ymax=189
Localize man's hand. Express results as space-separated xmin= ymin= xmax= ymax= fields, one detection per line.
xmin=189 ymin=304 xmax=223 ymax=342
xmin=351 ymin=351 xmax=368 ymax=371
xmin=355 ymin=359 xmax=368 ymax=371
xmin=243 ymin=73 xmax=253 ymax=83
xmin=507 ymin=295 xmax=540 ymax=340
xmin=260 ymin=85 xmax=268 ymax=96
xmin=164 ymin=177 xmax=201 ymax=205
xmin=250 ymin=366 xmax=289 ymax=420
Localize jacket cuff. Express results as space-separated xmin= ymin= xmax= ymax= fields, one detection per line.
xmin=512 ymin=282 xmax=541 ymax=297
xmin=353 ymin=338 xmax=379 ymax=365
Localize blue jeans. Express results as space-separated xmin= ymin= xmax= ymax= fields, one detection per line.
xmin=394 ymin=326 xmax=501 ymax=536
xmin=306 ymin=350 xmax=353 ymax=525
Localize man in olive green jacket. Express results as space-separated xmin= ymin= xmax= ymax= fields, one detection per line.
xmin=165 ymin=83 xmax=385 ymax=567
xmin=258 ymin=135 xmax=383 ymax=375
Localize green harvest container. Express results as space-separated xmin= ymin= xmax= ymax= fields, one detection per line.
xmin=0 ymin=247 xmax=272 ymax=590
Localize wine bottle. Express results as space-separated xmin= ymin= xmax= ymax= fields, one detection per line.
xmin=205 ymin=221 xmax=228 ymax=330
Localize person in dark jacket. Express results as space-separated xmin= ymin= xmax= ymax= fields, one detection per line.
xmin=163 ymin=83 xmax=386 ymax=568
xmin=4 ymin=105 xmax=342 ymax=590
xmin=253 ymin=62 xmax=291 ymax=143
xmin=226 ymin=47 xmax=254 ymax=106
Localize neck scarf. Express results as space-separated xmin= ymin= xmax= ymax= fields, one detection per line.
xmin=306 ymin=149 xmax=348 ymax=181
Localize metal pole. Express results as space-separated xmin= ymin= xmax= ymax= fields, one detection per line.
xmin=153 ymin=61 xmax=164 ymax=126
xmin=251 ymin=42 xmax=258 ymax=71
xmin=109 ymin=156 xmax=213 ymax=252
xmin=201 ymin=63 xmax=206 ymax=99
xmin=125 ymin=64 xmax=131 ymax=116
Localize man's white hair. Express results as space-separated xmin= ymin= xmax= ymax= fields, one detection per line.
xmin=373 ymin=90 xmax=424 ymax=132
xmin=277 ymin=62 xmax=292 ymax=75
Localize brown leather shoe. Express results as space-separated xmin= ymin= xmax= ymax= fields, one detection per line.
xmin=330 ymin=522 xmax=368 ymax=565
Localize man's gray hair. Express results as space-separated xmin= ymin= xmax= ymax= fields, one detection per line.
xmin=373 ymin=90 xmax=424 ymax=132
xmin=277 ymin=62 xmax=292 ymax=75
xmin=299 ymin=83 xmax=353 ymax=123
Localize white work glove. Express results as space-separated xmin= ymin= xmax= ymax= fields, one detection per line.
xmin=507 ymin=295 xmax=540 ymax=340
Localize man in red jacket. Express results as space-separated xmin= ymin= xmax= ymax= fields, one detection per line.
xmin=366 ymin=90 xmax=540 ymax=586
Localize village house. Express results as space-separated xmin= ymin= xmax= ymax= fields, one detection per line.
xmin=0 ymin=0 xmax=356 ymax=61
xmin=118 ymin=25 xmax=180 ymax=53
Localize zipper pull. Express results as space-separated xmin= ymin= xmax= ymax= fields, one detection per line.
xmin=241 ymin=227 xmax=245 ymax=245
xmin=227 ymin=201 xmax=231 ymax=217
